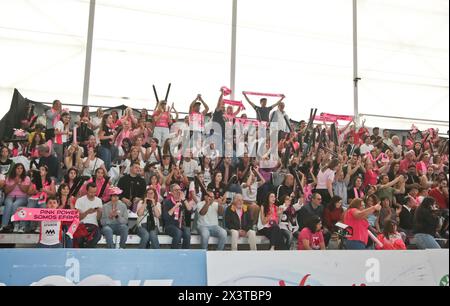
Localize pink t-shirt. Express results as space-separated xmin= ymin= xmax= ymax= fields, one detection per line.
xmin=298 ymin=228 xmax=324 ymax=250
xmin=363 ymin=169 xmax=378 ymax=188
xmin=416 ymin=161 xmax=428 ymax=175
xmin=344 ymin=208 xmax=369 ymax=244
xmin=6 ymin=177 xmax=31 ymax=198
xmin=154 ymin=111 xmax=170 ymax=128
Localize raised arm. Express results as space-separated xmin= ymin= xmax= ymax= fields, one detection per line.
xmin=243 ymin=92 xmax=257 ymax=109
xmin=171 ymin=103 xmax=179 ymax=121
xmin=217 ymin=90 xmax=224 ymax=111
xmin=198 ymin=95 xmax=210 ymax=116
xmin=269 ymin=94 xmax=285 ymax=109
xmin=189 ymin=95 xmax=200 ymax=113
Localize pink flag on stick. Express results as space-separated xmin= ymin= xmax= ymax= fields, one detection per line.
xmin=243 ymin=91 xmax=284 ymax=98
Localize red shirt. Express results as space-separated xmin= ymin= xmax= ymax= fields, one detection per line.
xmin=344 ymin=208 xmax=369 ymax=244
xmin=428 ymin=188 xmax=449 ymax=209
xmin=298 ymin=228 xmax=324 ymax=250
xmin=323 ymin=207 xmax=344 ymax=230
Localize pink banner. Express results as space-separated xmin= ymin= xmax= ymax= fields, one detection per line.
xmin=11 ymin=208 xmax=80 ymax=239
xmin=320 ymin=113 xmax=354 ymax=122
xmin=315 ymin=115 xmax=338 ymax=123
xmin=224 ymin=99 xmax=246 ymax=110
xmin=243 ymin=91 xmax=284 ymax=98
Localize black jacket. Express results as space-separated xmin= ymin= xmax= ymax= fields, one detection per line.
xmin=399 ymin=206 xmax=415 ymax=231
xmin=225 ymin=206 xmax=253 ymax=232
xmin=414 ymin=209 xmax=439 ymax=236
xmin=117 ymin=174 xmax=146 ymax=202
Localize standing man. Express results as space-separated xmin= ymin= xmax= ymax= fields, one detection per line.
xmin=243 ymin=92 xmax=285 ymax=124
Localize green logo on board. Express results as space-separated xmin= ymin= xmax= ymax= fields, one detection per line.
xmin=440 ymin=275 xmax=449 ymax=287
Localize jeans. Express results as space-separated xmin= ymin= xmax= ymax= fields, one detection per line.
xmin=98 ymin=145 xmax=112 ymax=171
xmin=344 ymin=239 xmax=367 ymax=250
xmin=153 ymin=127 xmax=170 ymax=146
xmin=62 ymin=225 xmax=73 ymax=248
xmin=198 ymin=225 xmax=228 ymax=251
xmin=53 ymin=143 xmax=64 ymax=181
xmin=414 ymin=233 xmax=441 ymax=250
xmin=281 ymin=229 xmax=294 ymax=250
xmin=102 ymin=224 xmax=129 ymax=249
xmin=2 ymin=197 xmax=28 ymax=227
xmin=259 ymin=225 xmax=286 ymax=250
xmin=165 ymin=225 xmax=191 ymax=249
xmin=230 ymin=229 xmax=257 ymax=251
xmin=137 ymin=226 xmax=160 ymax=249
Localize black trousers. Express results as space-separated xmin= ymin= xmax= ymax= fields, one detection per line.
xmin=259 ymin=225 xmax=287 ymax=250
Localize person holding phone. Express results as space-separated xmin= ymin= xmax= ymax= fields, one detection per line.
xmin=74 ymin=183 xmax=103 ymax=248
xmin=136 ymin=187 xmax=162 ymax=249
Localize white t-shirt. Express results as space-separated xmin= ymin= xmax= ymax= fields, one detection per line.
xmin=76 ymin=195 xmax=103 ymax=226
xmin=147 ymin=149 xmax=160 ymax=164
xmin=136 ymin=201 xmax=161 ymax=230
xmin=360 ymin=144 xmax=374 ymax=155
xmin=197 ymin=201 xmax=219 ymax=227
xmin=82 ymin=157 xmax=105 ymax=177
xmin=316 ymin=169 xmax=336 ymax=190
xmin=39 ymin=221 xmax=62 ymax=246
xmin=182 ymin=159 xmax=199 ymax=178
xmin=241 ymin=182 xmax=259 ymax=202
xmin=54 ymin=121 xmax=68 ymax=144
xmin=189 ymin=181 xmax=203 ymax=204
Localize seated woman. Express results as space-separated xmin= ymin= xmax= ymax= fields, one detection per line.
xmin=64 ymin=143 xmax=84 ymax=173
xmin=376 ymin=220 xmax=407 ymax=250
xmin=257 ymin=193 xmax=286 ymax=251
xmin=298 ymin=216 xmax=326 ymax=251
xmin=241 ymin=166 xmax=266 ymax=226
xmin=323 ymin=196 xmax=344 ymax=234
xmin=136 ymin=187 xmax=162 ymax=249
xmin=79 ymin=167 xmax=112 ymax=203
xmin=0 ymin=163 xmax=31 ymax=233
xmin=279 ymin=195 xmax=302 ymax=250
xmin=26 ymin=165 xmax=56 ymax=233
xmin=81 ymin=146 xmax=106 ymax=178
xmin=121 ymin=146 xmax=146 ymax=176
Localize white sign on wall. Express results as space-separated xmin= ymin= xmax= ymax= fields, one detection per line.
xmin=207 ymin=250 xmax=449 ymax=286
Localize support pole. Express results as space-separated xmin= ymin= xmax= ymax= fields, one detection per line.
xmin=82 ymin=0 xmax=96 ymax=106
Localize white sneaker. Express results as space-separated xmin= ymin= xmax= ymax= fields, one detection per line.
xmin=34 ymin=228 xmax=40 ymax=234
xmin=17 ymin=227 xmax=25 ymax=234
xmin=13 ymin=224 xmax=20 ymax=233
